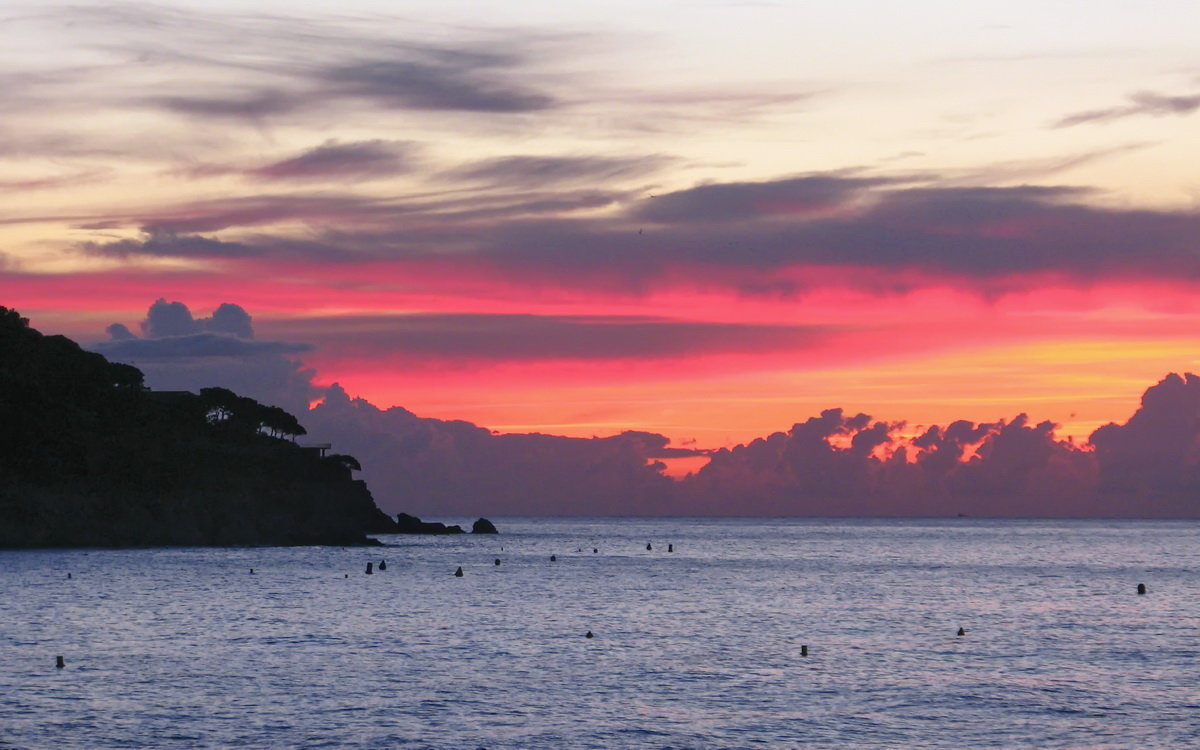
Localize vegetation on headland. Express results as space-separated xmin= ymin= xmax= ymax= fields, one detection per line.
xmin=0 ymin=306 xmax=398 ymax=547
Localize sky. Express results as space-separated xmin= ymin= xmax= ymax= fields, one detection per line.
xmin=4 ymin=0 xmax=1200 ymax=461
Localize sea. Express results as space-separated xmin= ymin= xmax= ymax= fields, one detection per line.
xmin=1 ymin=518 xmax=1198 ymax=749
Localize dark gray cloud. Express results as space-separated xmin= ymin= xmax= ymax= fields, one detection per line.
xmin=438 ymin=180 xmax=1199 ymax=284
xmin=69 ymin=171 xmax=1200 ymax=286
xmin=92 ymin=333 xmax=309 ymax=359
xmin=253 ymin=140 xmax=415 ymax=181
xmin=632 ymin=174 xmax=891 ymax=224
xmin=83 ymin=229 xmax=254 ymax=258
xmin=146 ymin=90 xmax=305 ymax=121
xmin=444 ymin=154 xmax=672 ymax=187
xmin=318 ymin=59 xmax=554 ymax=113
xmin=1054 ymin=90 xmax=1200 ymax=128
xmin=145 ymin=56 xmax=555 ymax=121
xmin=268 ymin=312 xmax=835 ymax=362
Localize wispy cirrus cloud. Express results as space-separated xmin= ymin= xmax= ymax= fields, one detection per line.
xmin=317 ymin=59 xmax=555 ymax=114
xmin=1054 ymin=89 xmax=1200 ymax=128
xmin=252 ymin=140 xmax=417 ymax=181
xmin=181 ymin=140 xmax=418 ymax=183
xmin=442 ymin=154 xmax=673 ymax=188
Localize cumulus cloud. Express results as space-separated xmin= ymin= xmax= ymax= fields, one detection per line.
xmin=80 ymin=301 xmax=1200 ymax=518
xmin=267 ymin=371 xmax=1200 ymax=517
xmin=680 ymin=408 xmax=1097 ymax=517
xmin=1054 ymin=90 xmax=1200 ymax=128
xmin=89 ymin=300 xmax=316 ymax=413
xmin=303 ymin=383 xmax=693 ymax=515
xmin=1089 ymin=373 xmax=1200 ymax=515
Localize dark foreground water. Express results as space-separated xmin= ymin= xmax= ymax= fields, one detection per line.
xmin=1 ymin=518 xmax=1198 ymax=749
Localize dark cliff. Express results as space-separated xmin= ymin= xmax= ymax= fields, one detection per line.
xmin=0 ymin=306 xmax=397 ymax=547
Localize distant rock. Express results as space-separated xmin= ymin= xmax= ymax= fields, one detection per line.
xmin=472 ymin=517 xmax=498 ymax=534
xmin=394 ymin=512 xmax=465 ymax=535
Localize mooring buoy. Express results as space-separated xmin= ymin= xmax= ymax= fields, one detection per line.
xmin=365 ymin=562 xmax=373 ymax=575
xmin=454 ymin=567 xmax=464 ymax=577
xmin=1137 ymin=583 xmax=1147 ymax=595
xmin=56 ymin=655 xmax=64 ymax=669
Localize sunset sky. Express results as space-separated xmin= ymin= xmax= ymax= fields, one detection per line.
xmin=5 ymin=0 xmax=1200 ymax=452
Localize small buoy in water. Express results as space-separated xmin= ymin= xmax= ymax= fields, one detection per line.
xmin=550 ymin=555 xmax=557 ymax=562
xmin=344 ymin=574 xmax=348 ymax=578
xmin=800 ymin=645 xmax=808 ymax=657
xmin=365 ymin=562 xmax=373 ymax=575
xmin=494 ymin=558 xmax=501 ymax=566
xmin=585 ymin=631 xmax=594 ymax=639
xmin=67 ymin=573 xmax=71 ymax=579
xmin=454 ymin=567 xmax=464 ymax=577
xmin=379 ymin=560 xmax=386 ymax=571
xmin=56 ymin=655 xmax=64 ymax=669
xmin=668 ymin=544 xmax=674 ymax=553
xmin=646 ymin=543 xmax=652 ymax=551
xmin=1137 ymin=583 xmax=1147 ymax=595
xmin=249 ymin=569 xmax=254 ymax=575
xmin=957 ymin=627 xmax=966 ymax=636
xmin=593 ymin=548 xmax=598 ymax=554
xmin=576 ymin=548 xmax=582 ymax=553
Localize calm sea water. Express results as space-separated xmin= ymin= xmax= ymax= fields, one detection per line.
xmin=1 ymin=518 xmax=1198 ymax=749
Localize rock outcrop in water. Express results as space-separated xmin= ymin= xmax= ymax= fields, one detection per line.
xmin=394 ymin=512 xmax=465 ymax=534
xmin=472 ymin=517 xmax=498 ymax=534
xmin=0 ymin=306 xmax=397 ymax=548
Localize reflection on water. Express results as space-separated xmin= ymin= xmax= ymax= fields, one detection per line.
xmin=2 ymin=518 xmax=1198 ymax=748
